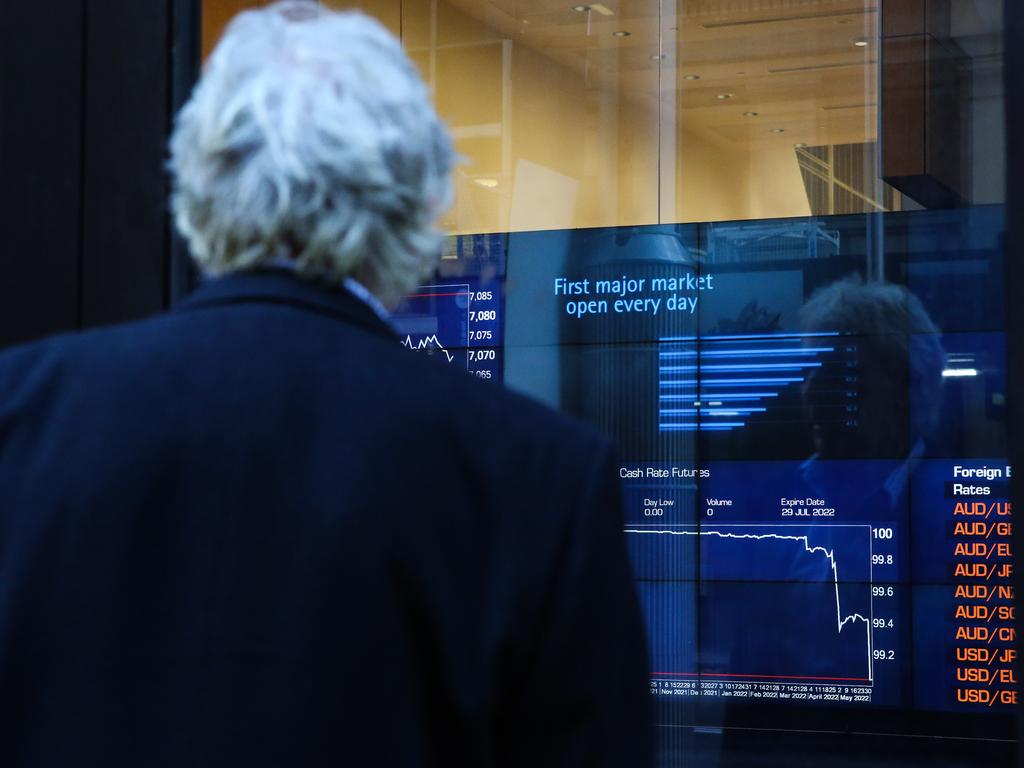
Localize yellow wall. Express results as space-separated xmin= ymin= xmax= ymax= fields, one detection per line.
xmin=677 ymin=127 xmax=747 ymax=224
xmin=201 ymin=0 xmax=817 ymax=234
xmin=403 ymin=0 xmax=664 ymax=234
xmin=203 ymin=0 xmax=274 ymax=59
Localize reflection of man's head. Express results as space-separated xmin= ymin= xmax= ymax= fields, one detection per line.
xmin=800 ymin=277 xmax=944 ymax=459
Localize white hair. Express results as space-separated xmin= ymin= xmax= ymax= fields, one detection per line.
xmin=169 ymin=2 xmax=454 ymax=305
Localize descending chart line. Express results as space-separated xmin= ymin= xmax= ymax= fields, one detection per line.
xmin=402 ymin=334 xmax=455 ymax=363
xmin=625 ymin=527 xmax=874 ymax=680
xmin=395 ymin=283 xmax=471 ymax=370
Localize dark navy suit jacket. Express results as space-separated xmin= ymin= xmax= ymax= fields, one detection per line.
xmin=0 ymin=271 xmax=651 ymax=767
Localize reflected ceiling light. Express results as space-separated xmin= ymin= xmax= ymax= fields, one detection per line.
xmin=612 ymin=30 xmax=631 ymax=37
xmin=794 ymin=142 xmax=808 ymax=148
xmin=770 ymin=128 xmax=786 ymax=134
xmin=942 ymin=368 xmax=979 ymax=378
xmin=651 ymin=54 xmax=667 ymax=61
xmin=743 ymin=111 xmax=759 ymax=117
xmin=854 ymin=38 xmax=869 ymax=47
xmin=589 ymin=3 xmax=614 ymax=16
xmin=683 ymin=74 xmax=701 ymax=80
xmin=474 ymin=178 xmax=499 ymax=189
xmin=716 ymin=93 xmax=734 ymax=100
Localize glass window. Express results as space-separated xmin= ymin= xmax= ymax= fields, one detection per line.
xmin=199 ymin=2 xmax=1012 ymax=765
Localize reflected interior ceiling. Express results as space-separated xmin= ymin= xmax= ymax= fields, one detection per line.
xmin=439 ymin=0 xmax=881 ymax=149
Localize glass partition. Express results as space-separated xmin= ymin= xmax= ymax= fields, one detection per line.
xmin=203 ymin=1 xmax=1004 ymax=230
xmin=200 ymin=1 xmax=1011 ymax=764
xmin=397 ymin=206 xmax=1013 ymax=766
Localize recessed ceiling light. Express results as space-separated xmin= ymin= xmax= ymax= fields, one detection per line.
xmin=474 ymin=178 xmax=499 ymax=189
xmin=683 ymin=74 xmax=701 ymax=81
xmin=770 ymin=128 xmax=786 ymax=134
xmin=612 ymin=30 xmax=631 ymax=37
xmin=572 ymin=4 xmax=589 ymax=11
xmin=743 ymin=111 xmax=759 ymax=117
xmin=716 ymin=93 xmax=734 ymax=100
xmin=854 ymin=38 xmax=869 ymax=47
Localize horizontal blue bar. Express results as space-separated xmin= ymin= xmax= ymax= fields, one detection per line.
xmin=661 ymin=362 xmax=822 ymax=372
xmin=659 ymin=347 xmax=833 ymax=359
xmin=659 ymin=393 xmax=778 ymax=401
xmin=660 ymin=408 xmax=767 ymax=415
xmin=699 ymin=378 xmax=805 ymax=385
xmin=659 ymin=423 xmax=744 ymax=431
xmin=660 ymin=331 xmax=841 ymax=342
xmin=659 ymin=379 xmax=805 ymax=387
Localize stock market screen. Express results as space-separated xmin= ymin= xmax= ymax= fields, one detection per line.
xmin=392 ymin=207 xmax=1013 ymax=763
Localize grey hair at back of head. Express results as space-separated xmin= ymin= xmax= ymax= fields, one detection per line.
xmin=800 ymin=276 xmax=939 ymax=337
xmin=169 ymin=2 xmax=454 ymax=305
xmin=800 ymin=275 xmax=946 ymax=438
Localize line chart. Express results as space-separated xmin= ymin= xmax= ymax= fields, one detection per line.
xmin=626 ymin=524 xmax=875 ymax=684
xmin=402 ymin=333 xmax=455 ymax=363
xmin=393 ymin=283 xmax=471 ymax=369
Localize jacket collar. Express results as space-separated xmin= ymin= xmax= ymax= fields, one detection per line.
xmin=174 ymin=269 xmax=396 ymax=341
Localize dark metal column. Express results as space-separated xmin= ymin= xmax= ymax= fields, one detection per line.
xmin=1005 ymin=1 xmax=1024 ymax=762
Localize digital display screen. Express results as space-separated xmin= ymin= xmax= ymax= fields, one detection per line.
xmin=392 ymin=233 xmax=504 ymax=382
xmin=392 ymin=207 xmax=1012 ymax=741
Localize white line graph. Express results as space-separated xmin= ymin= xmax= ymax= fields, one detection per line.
xmin=402 ymin=333 xmax=455 ymax=363
xmin=625 ymin=525 xmax=874 ymax=680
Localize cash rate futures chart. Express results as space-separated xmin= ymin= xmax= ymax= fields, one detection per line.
xmin=624 ymin=461 xmax=898 ymax=707
xmin=405 ymin=213 xmax=1014 ymax=739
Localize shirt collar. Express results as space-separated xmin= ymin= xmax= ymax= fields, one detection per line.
xmin=343 ymin=277 xmax=391 ymax=326
xmin=261 ymin=257 xmax=392 ymax=327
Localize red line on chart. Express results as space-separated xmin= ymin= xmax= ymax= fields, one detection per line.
xmin=651 ymin=672 xmax=871 ymax=681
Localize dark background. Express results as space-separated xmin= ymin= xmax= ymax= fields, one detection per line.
xmin=0 ymin=0 xmax=1021 ymax=764
xmin=1005 ymin=0 xmax=1024 ymax=761
xmin=0 ymin=0 xmax=199 ymax=348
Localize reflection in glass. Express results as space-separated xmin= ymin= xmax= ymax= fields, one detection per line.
xmin=198 ymin=0 xmax=1012 ymax=764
